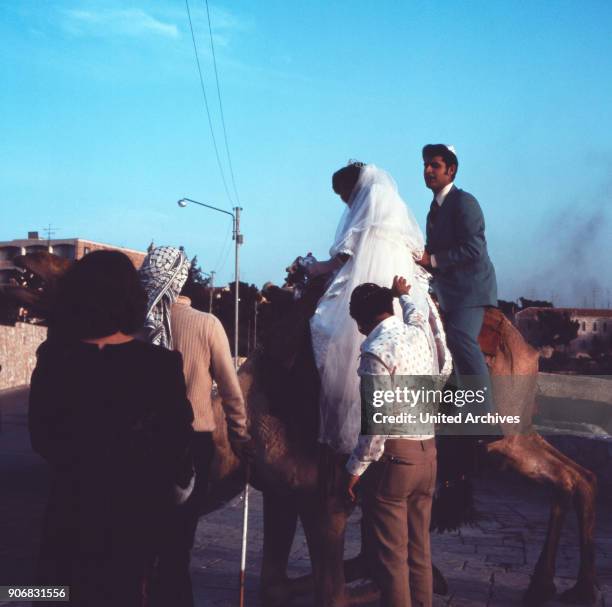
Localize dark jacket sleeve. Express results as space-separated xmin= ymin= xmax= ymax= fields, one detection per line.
xmin=434 ymin=193 xmax=488 ymax=270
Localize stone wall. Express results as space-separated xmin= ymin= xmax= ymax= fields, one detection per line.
xmin=0 ymin=323 xmax=47 ymax=390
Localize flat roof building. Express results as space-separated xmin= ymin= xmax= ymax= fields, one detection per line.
xmin=516 ymin=306 xmax=612 ymax=354
xmin=0 ymin=234 xmax=146 ymax=284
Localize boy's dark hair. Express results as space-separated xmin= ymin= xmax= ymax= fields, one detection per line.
xmin=332 ymin=161 xmax=364 ymax=198
xmin=52 ymin=250 xmax=147 ymax=339
xmin=350 ymin=282 xmax=394 ymax=326
xmin=422 ymin=144 xmax=459 ymax=174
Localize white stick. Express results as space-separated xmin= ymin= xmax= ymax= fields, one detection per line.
xmin=239 ymin=466 xmax=249 ymax=607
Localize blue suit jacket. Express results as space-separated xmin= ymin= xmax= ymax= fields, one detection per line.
xmin=425 ymin=185 xmax=497 ymax=311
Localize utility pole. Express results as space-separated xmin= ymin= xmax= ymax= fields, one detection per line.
xmin=253 ymin=298 xmax=258 ymax=350
xmin=247 ymin=316 xmax=251 ymax=354
xmin=208 ymin=270 xmax=215 ymax=314
xmin=233 ymin=206 xmax=243 ymax=369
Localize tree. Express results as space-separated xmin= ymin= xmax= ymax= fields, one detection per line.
xmin=186 ymin=256 xmax=209 ymax=287
xmin=498 ymin=299 xmax=519 ymax=321
xmin=533 ymin=310 xmax=579 ymax=348
xmin=180 ymin=256 xmax=212 ymax=311
xmin=214 ymin=281 xmax=261 ymax=357
xmin=519 ymin=297 xmax=553 ymax=309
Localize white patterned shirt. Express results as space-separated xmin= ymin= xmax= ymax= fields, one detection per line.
xmin=346 ymin=295 xmax=435 ymax=477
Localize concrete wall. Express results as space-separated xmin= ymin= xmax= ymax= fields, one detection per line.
xmin=0 ymin=323 xmax=47 ymax=390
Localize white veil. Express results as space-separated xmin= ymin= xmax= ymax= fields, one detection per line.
xmin=310 ymin=164 xmax=428 ymax=454
xmin=330 ymin=166 xmax=424 ymax=260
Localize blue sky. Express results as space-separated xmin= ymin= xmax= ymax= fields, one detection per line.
xmin=2 ymin=0 xmax=611 ymax=306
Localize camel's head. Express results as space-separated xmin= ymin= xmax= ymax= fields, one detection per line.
xmin=258 ymin=274 xmax=328 ymax=341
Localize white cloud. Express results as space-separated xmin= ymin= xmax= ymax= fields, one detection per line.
xmin=179 ymin=3 xmax=253 ymax=45
xmin=62 ymin=8 xmax=179 ymax=39
xmin=207 ymin=5 xmax=250 ymax=47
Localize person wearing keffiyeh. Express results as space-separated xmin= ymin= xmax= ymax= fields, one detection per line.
xmin=140 ymin=246 xmax=251 ymax=607
xmin=139 ymin=246 xmax=190 ymax=349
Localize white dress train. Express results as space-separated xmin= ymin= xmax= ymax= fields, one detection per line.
xmin=310 ymin=165 xmax=439 ymax=455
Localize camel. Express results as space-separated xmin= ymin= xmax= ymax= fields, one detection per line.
xmin=238 ymin=279 xmax=598 ymax=607
xmin=9 ymin=252 xmax=598 ymax=606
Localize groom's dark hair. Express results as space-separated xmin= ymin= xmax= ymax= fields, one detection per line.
xmin=422 ymin=144 xmax=459 ymax=175
xmin=350 ymin=283 xmax=394 ymax=326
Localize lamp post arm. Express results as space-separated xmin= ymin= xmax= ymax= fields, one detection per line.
xmin=178 ymin=198 xmax=235 ymax=221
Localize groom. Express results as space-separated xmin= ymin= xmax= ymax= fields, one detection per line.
xmin=416 ymin=144 xmax=497 ymax=414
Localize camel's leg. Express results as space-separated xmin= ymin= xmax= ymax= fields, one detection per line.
xmin=525 ymin=488 xmax=571 ymax=605
xmin=486 ymin=436 xmax=596 ymax=606
xmin=313 ymin=491 xmax=353 ymax=607
xmin=535 ymin=435 xmax=597 ymax=486
xmin=533 ymin=436 xmax=598 ymax=604
xmin=303 ymin=498 xmax=384 ymax=607
xmin=433 ymin=563 xmax=449 ymax=596
xmin=303 ymin=509 xmax=369 ymax=584
xmin=260 ymin=497 xmax=376 ymax=606
xmin=559 ymin=471 xmax=598 ymax=604
xmin=262 ymin=496 xmax=372 ymax=603
xmin=298 ymin=446 xmax=356 ymax=607
xmin=343 ymin=516 xmax=370 ymax=582
xmin=287 ymin=491 xmax=352 ymax=607
xmin=259 ymin=491 xmax=300 ymax=607
xmin=256 ymin=495 xmax=322 ymax=601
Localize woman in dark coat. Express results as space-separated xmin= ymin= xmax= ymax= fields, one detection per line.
xmin=29 ymin=250 xmax=194 ymax=607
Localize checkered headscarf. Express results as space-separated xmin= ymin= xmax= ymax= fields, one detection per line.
xmin=139 ymin=246 xmax=190 ymax=349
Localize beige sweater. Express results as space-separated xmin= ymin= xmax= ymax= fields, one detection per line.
xmin=171 ymin=296 xmax=248 ymax=438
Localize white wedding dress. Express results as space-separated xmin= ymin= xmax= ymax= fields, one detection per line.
xmin=310 ymin=165 xmax=440 ymax=454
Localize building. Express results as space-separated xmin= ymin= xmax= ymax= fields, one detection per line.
xmin=0 ymin=233 xmax=147 ymax=284
xmin=516 ymin=307 xmax=612 ymax=354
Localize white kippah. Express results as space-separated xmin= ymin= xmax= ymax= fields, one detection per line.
xmin=445 ymin=144 xmax=457 ymax=156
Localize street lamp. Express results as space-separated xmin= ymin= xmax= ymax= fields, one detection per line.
xmin=177 ymin=198 xmax=243 ymax=370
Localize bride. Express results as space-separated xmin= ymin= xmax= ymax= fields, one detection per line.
xmin=307 ymin=162 xmax=444 ymax=455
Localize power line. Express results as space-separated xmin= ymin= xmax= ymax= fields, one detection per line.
xmin=214 ymin=223 xmax=233 ymax=275
xmin=203 ymin=0 xmax=241 ymax=206
xmin=208 ymin=221 xmax=232 ymax=277
xmin=184 ymin=0 xmax=234 ymax=206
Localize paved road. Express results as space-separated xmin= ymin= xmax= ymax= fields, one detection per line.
xmin=1 ymin=387 xmax=611 ymax=606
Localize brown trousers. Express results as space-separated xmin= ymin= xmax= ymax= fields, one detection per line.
xmin=362 ymin=438 xmax=437 ymax=607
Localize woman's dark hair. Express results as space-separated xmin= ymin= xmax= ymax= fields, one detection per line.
xmin=349 ymin=282 xmax=394 ymax=326
xmin=422 ymin=144 xmax=459 ymax=174
xmin=51 ymin=250 xmax=147 ymax=340
xmin=332 ymin=162 xmax=364 ymax=199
